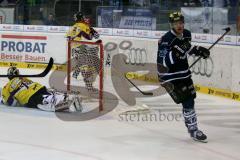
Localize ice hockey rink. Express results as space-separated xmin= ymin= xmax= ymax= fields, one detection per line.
xmin=0 ymin=69 xmax=240 ymax=160
xmin=1 ymin=0 xmax=240 ymax=158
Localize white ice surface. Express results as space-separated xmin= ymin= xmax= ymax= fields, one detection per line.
xmin=0 ymin=68 xmax=239 ymax=160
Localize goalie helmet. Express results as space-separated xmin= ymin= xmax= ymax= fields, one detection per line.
xmin=7 ymin=66 xmax=19 ymax=80
xmin=73 ymin=11 xmax=84 ymax=22
xmin=169 ymin=11 xmax=184 ymax=24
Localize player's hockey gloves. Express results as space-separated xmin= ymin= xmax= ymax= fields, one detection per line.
xmin=192 ymin=46 xmax=210 ymax=59
xmin=172 ymin=40 xmax=191 ymax=58
xmin=90 ymin=27 xmax=100 ymax=39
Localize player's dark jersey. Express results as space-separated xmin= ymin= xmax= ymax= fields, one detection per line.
xmin=157 ymin=29 xmax=192 ymax=84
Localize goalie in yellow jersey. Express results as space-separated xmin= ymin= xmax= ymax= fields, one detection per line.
xmin=66 ymin=12 xmax=101 ymax=92
xmin=0 ymin=67 xmax=82 ymax=112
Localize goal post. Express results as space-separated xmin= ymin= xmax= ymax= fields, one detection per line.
xmin=67 ymin=40 xmax=104 ymax=111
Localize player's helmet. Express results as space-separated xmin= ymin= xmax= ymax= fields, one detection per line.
xmin=169 ymin=11 xmax=184 ymax=24
xmin=7 ymin=66 xmax=19 ymax=80
xmin=73 ymin=12 xmax=84 ymax=22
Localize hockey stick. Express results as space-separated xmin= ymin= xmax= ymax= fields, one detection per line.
xmin=124 ymin=73 xmax=153 ymax=96
xmin=189 ymin=27 xmax=231 ymax=68
xmin=0 ymin=57 xmax=54 ymax=78
xmin=110 ymin=61 xmax=154 ymax=96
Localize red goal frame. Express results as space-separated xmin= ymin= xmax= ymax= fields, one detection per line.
xmin=67 ymin=40 xmax=104 ymax=111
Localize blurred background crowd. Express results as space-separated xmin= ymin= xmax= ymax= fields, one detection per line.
xmin=0 ymin=0 xmax=239 ymax=35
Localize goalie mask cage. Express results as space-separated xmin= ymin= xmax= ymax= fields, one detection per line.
xmin=67 ymin=40 xmax=104 ymax=111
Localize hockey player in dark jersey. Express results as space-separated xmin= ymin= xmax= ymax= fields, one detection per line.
xmin=157 ymin=12 xmax=210 ymax=142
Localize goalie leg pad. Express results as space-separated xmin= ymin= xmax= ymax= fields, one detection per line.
xmin=37 ymin=92 xmax=69 ymax=112
xmin=37 ymin=103 xmax=55 ymax=112
xmin=69 ymin=96 xmax=83 ymax=112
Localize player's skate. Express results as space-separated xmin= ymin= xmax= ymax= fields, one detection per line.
xmin=183 ymin=108 xmax=208 ymax=143
xmin=190 ymin=130 xmax=208 ymax=143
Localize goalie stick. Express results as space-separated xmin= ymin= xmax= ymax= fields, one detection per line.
xmin=0 ymin=57 xmax=54 ymax=78
xmin=189 ymin=27 xmax=231 ymax=68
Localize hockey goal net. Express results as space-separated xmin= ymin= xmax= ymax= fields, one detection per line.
xmin=67 ymin=40 xmax=104 ymax=111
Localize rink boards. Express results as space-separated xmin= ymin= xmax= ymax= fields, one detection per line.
xmin=0 ymin=24 xmax=240 ymax=98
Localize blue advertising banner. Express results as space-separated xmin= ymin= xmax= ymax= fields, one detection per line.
xmin=97 ymin=7 xmax=156 ymax=30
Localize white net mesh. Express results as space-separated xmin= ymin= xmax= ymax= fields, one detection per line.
xmin=67 ymin=41 xmax=150 ymax=114
xmin=67 ymin=41 xmax=104 ymax=111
